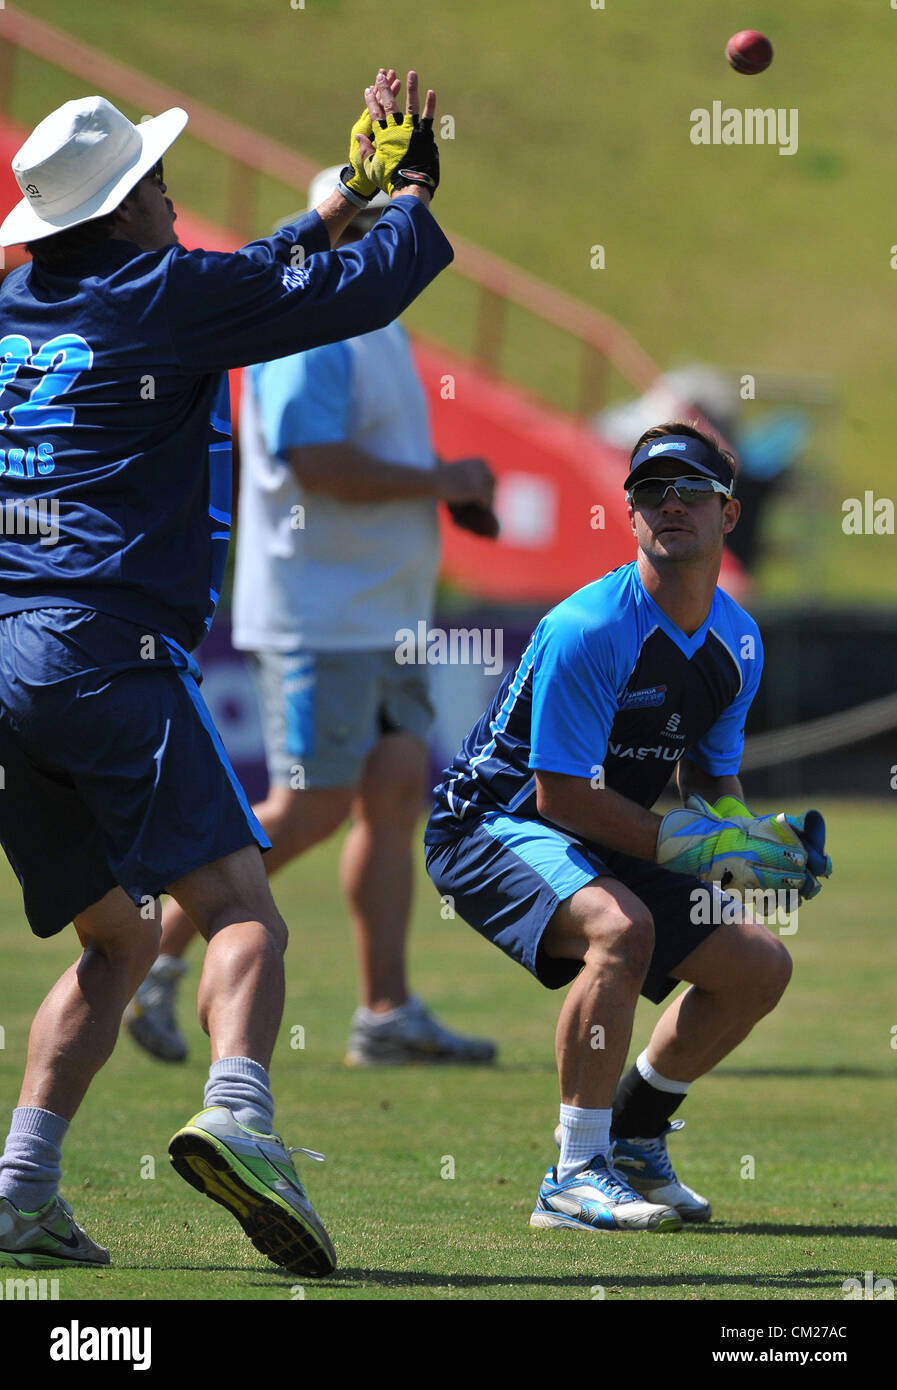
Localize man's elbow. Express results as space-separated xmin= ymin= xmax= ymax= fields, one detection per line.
xmin=535 ymin=774 xmax=565 ymax=824
xmin=288 ymin=448 xmax=332 ymax=493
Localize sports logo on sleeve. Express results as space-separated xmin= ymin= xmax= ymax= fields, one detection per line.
xmin=280 ymin=266 xmax=310 ymax=292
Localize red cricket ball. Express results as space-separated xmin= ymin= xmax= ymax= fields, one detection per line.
xmin=725 ymin=29 xmax=773 ymax=75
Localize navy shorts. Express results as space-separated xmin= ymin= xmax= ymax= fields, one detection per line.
xmin=0 ymin=608 xmax=269 ymax=938
xmin=425 ymin=811 xmax=725 ymax=1004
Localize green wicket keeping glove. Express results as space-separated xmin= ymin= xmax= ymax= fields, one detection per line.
xmin=337 ymin=109 xmax=379 ymax=207
xmin=363 ymin=113 xmax=440 ymax=197
xmin=684 ymin=794 xmax=832 ymax=900
xmin=656 ymin=803 xmax=808 ymax=894
xmin=779 ymin=809 xmax=831 ymax=897
xmin=701 ymin=793 xmax=754 ymax=821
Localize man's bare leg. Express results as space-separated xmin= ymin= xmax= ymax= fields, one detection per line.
xmin=339 ymin=731 xmax=428 ymax=1012
xmin=156 ymin=736 xmax=424 ymax=1015
xmin=538 ymin=877 xmax=654 ymax=1183
xmin=340 ymin=732 xmax=495 ymax=1062
xmin=530 ymin=877 xmax=680 ymax=1230
xmin=607 ymin=917 xmax=792 ymax=1223
xmin=610 ymin=919 xmax=792 ymax=1138
xmin=166 ymin=843 xmax=291 ymax=1067
xmin=647 ymin=919 xmax=792 ymax=1080
xmin=126 ymin=787 xmax=352 ymax=1058
xmin=164 ymin=842 xmax=337 ymax=1275
xmin=0 ymin=887 xmax=160 ymax=1245
xmin=16 ymin=889 xmax=161 ymax=1119
xmin=543 ymin=878 xmax=654 ymax=1108
xmin=160 ymin=785 xmax=352 ymax=961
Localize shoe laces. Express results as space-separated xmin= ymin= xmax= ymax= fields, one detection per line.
xmin=580 ymin=1154 xmax=639 ymax=1202
xmin=278 ymin=1145 xmax=324 ymax=1195
xmin=286 ymin=1146 xmax=325 ymax=1165
xmin=621 ymin=1119 xmax=685 ymax=1180
xmin=639 ymin=1137 xmax=676 ymax=1180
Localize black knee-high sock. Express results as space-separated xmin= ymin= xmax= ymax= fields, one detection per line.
xmin=612 ymin=1063 xmax=687 ymax=1138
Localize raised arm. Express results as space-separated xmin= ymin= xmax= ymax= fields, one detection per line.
xmin=166 ymin=70 xmax=451 ymax=372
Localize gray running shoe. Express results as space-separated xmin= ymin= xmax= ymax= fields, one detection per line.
xmin=0 ymin=1194 xmax=110 ymax=1268
xmin=169 ymin=1106 xmax=337 ymax=1277
xmin=345 ymin=995 xmax=497 ymax=1067
xmin=124 ymin=954 xmax=189 ymax=1062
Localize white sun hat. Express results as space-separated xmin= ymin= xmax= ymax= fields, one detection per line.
xmin=0 ymin=95 xmax=188 ymax=248
xmin=271 ymin=164 xmax=390 ymax=236
xmin=271 ymin=164 xmax=391 ymax=235
xmin=306 ymin=164 xmax=390 ymax=217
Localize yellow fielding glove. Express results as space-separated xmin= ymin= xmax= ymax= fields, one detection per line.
xmin=363 ymin=113 xmax=439 ymax=198
xmin=337 ymin=109 xmax=378 ymax=207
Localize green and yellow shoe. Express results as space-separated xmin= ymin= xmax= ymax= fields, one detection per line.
xmin=169 ymin=1107 xmax=336 ymax=1277
xmin=0 ymin=1194 xmax=110 ymax=1268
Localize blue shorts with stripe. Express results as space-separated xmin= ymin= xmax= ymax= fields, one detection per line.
xmin=0 ymin=608 xmax=268 ymax=938
xmin=424 ymin=811 xmax=722 ymax=1004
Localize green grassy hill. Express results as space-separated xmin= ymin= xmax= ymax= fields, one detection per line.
xmin=7 ymin=0 xmax=897 ymax=598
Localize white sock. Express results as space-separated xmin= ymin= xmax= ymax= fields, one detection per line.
xmin=636 ymin=1048 xmax=691 ymax=1094
xmin=556 ymin=1104 xmax=612 ymax=1183
xmin=356 ymin=1003 xmax=404 ymax=1026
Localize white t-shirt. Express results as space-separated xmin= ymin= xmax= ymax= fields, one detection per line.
xmin=232 ymin=320 xmax=439 ymax=652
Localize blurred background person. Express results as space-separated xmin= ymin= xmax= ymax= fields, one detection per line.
xmin=126 ymin=166 xmax=499 ymax=1069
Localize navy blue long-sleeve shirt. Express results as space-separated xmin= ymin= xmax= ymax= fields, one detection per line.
xmin=0 ymin=197 xmax=452 ymax=650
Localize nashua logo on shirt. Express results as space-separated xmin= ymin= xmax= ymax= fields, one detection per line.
xmin=621 ymin=684 xmax=667 ymax=710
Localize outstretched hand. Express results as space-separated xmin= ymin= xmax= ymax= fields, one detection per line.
xmin=340 ymin=69 xmax=401 ymax=205
xmin=357 ymin=69 xmax=440 ymax=199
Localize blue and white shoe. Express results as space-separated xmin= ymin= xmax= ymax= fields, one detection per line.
xmin=530 ymin=1155 xmax=682 ymax=1232
xmin=611 ymin=1121 xmax=711 ymax=1223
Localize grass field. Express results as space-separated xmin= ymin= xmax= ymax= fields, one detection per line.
xmin=8 ymin=0 xmax=897 ymax=599
xmin=0 ymin=797 xmax=893 ymax=1304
